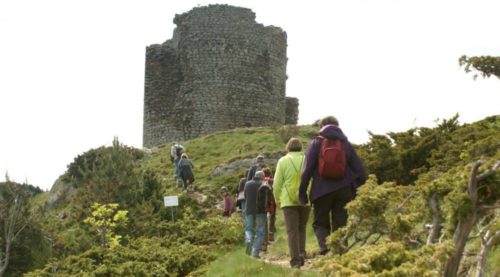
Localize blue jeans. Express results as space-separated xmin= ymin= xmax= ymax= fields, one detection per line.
xmin=244 ymin=213 xmax=267 ymax=257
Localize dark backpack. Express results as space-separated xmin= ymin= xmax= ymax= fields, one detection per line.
xmin=257 ymin=182 xmax=273 ymax=213
xmin=318 ymin=136 xmax=346 ymax=179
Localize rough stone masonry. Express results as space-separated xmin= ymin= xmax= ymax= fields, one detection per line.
xmin=143 ymin=4 xmax=298 ymax=148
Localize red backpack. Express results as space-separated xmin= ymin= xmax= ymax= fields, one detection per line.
xmin=318 ymin=136 xmax=346 ymax=179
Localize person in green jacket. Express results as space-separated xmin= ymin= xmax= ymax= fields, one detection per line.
xmin=273 ymin=137 xmax=311 ymax=268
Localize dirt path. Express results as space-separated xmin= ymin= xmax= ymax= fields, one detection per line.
xmin=259 ymin=244 xmax=319 ymax=272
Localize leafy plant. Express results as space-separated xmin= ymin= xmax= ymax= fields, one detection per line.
xmin=83 ymin=203 xmax=128 ymax=249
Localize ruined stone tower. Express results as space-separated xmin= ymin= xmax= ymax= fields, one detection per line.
xmin=143 ymin=5 xmax=298 ymax=148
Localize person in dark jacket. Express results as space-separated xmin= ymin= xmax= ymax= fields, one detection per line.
xmin=236 ymin=171 xmax=248 ymax=216
xmin=246 ymin=155 xmax=266 ymax=181
xmin=299 ymin=116 xmax=367 ymax=255
xmin=178 ymin=153 xmax=195 ymax=191
xmin=244 ymin=171 xmax=268 ymax=258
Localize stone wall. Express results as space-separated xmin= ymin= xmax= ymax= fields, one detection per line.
xmin=143 ymin=5 xmax=298 ymax=148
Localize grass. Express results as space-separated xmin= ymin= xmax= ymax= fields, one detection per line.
xmin=195 ymin=208 xmax=320 ymax=277
xmin=140 ymin=125 xmax=322 ymax=276
xmin=140 ymin=125 xmax=317 ymax=197
xmin=267 ymin=207 xmax=319 ymax=258
xmin=198 ymin=248 xmax=319 ymax=277
xmin=486 ymin=246 xmax=500 ymax=277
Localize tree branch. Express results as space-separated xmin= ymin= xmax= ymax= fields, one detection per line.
xmin=479 ymin=204 xmax=500 ymax=211
xmin=475 ymin=229 xmax=500 ymax=277
xmin=393 ymin=191 xmax=417 ymax=213
xmin=476 ymin=161 xmax=500 ymax=181
xmin=468 ymin=160 xmax=483 ymax=204
xmin=427 ymin=193 xmax=442 ymax=244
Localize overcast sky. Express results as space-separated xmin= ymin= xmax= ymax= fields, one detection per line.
xmin=1 ymin=0 xmax=499 ymax=190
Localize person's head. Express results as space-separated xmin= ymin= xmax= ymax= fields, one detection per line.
xmin=254 ymin=170 xmax=265 ymax=179
xmin=320 ymin=116 xmax=339 ymax=127
xmin=181 ymin=153 xmax=188 ymax=159
xmin=172 ymin=142 xmax=177 ymax=146
xmin=262 ymin=167 xmax=272 ymax=177
xmin=219 ymin=186 xmax=228 ymax=194
xmin=255 ymin=155 xmax=265 ymax=165
xmin=286 ymin=137 xmax=303 ymax=152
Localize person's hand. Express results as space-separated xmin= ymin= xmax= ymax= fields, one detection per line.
xmin=299 ymin=197 xmax=308 ymax=206
xmin=299 ymin=192 xmax=308 ymax=206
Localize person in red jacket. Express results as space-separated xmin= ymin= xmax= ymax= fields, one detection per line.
xmin=220 ymin=186 xmax=234 ymax=217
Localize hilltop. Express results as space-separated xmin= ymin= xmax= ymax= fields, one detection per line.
xmin=1 ymin=115 xmax=499 ymax=276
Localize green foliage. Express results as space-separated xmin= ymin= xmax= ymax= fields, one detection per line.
xmin=64 ymin=140 xmax=143 ymax=184
xmin=141 ymin=208 xmax=243 ymax=246
xmin=15 ymin=116 xmax=500 ymax=276
xmin=459 ymin=55 xmax=500 ymax=79
xmin=25 ymin=237 xmax=215 ymax=277
xmin=322 ymin=143 xmax=498 ymax=276
xmin=316 ymin=242 xmax=454 ymax=276
xmin=83 ymin=203 xmax=128 ymax=249
xmin=327 ymin=177 xmax=424 ymax=255
xmin=358 ymin=115 xmax=499 ymax=185
xmin=26 ymin=212 xmax=243 ymax=276
xmin=0 ymin=181 xmax=43 ymax=277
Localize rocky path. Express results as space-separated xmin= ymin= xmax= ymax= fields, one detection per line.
xmin=259 ymin=241 xmax=319 ymax=273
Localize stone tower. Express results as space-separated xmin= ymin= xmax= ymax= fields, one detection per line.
xmin=143 ymin=5 xmax=298 ymax=148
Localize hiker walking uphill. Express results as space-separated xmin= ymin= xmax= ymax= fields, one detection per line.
xmin=261 ymin=167 xmax=276 ymax=251
xmin=273 ymin=138 xmax=310 ymax=268
xmin=244 ymin=171 xmax=268 ymax=258
xmin=220 ymin=186 xmax=234 ymax=217
xmin=235 ymin=171 xmax=248 ymax=216
xmin=299 ymin=116 xmax=366 ymax=256
xmin=170 ymin=142 xmax=185 ymax=179
xmin=246 ymin=155 xmax=266 ymax=181
xmin=178 ymin=153 xmax=195 ymax=192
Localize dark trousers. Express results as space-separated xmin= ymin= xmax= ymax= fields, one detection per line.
xmin=269 ymin=210 xmax=276 ymax=233
xmin=312 ymin=186 xmax=353 ymax=253
xmin=283 ymin=206 xmax=311 ymax=267
xmin=262 ymin=210 xmax=276 ymax=250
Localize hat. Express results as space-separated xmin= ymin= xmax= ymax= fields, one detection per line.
xmin=219 ymin=186 xmax=228 ymax=192
xmin=256 ymin=155 xmax=264 ymax=161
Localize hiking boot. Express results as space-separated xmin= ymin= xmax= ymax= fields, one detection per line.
xmin=319 ymin=248 xmax=330 ymax=255
xmin=290 ymin=260 xmax=301 ymax=269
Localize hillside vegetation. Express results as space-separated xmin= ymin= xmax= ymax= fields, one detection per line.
xmin=1 ymin=115 xmax=499 ymax=276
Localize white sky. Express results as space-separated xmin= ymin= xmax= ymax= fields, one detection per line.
xmin=1 ymin=0 xmax=499 ymax=190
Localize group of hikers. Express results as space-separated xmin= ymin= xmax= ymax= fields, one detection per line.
xmin=170 ymin=115 xmax=367 ymax=269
